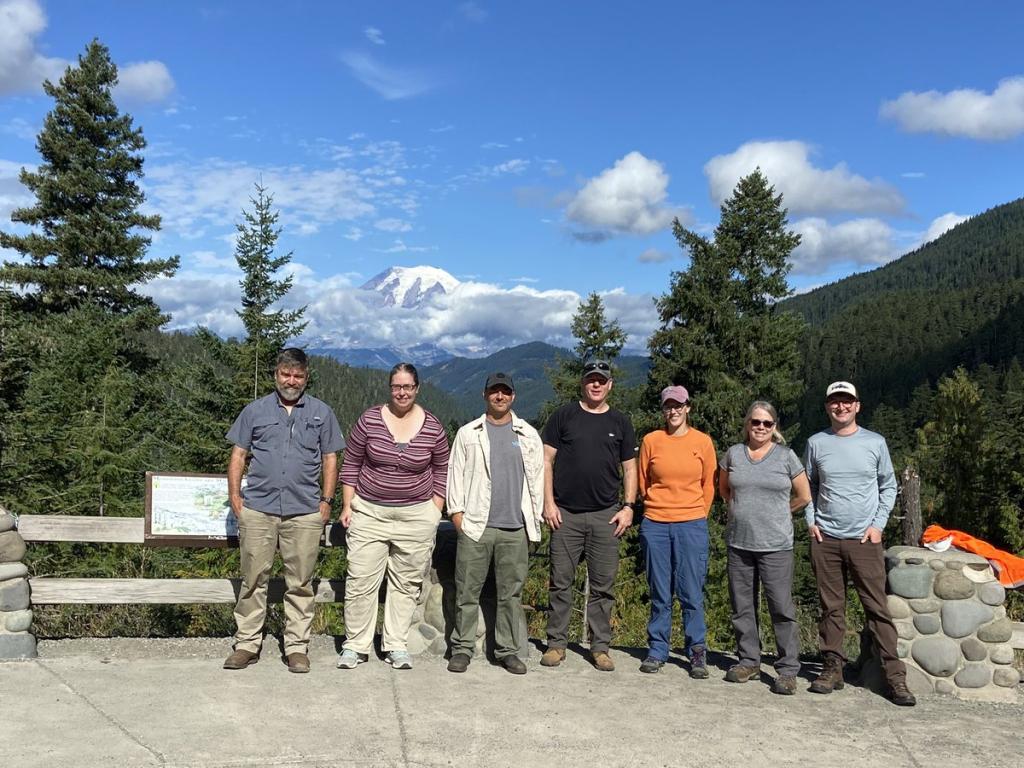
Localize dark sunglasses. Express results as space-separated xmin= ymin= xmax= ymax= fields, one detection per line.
xmin=582 ymin=361 xmax=611 ymax=374
xmin=749 ymin=419 xmax=775 ymax=428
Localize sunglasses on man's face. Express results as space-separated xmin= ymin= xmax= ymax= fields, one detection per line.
xmin=749 ymin=419 xmax=775 ymax=429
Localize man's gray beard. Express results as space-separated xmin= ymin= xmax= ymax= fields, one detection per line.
xmin=276 ymin=384 xmax=304 ymax=401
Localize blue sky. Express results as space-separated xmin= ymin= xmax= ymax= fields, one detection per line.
xmin=1 ymin=0 xmax=1022 ymax=355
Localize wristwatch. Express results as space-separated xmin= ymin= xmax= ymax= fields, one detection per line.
xmin=319 ymin=496 xmax=332 ymax=504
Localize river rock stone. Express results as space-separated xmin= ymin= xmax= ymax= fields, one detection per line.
xmin=977 ymin=582 xmax=1005 ymax=606
xmin=0 ymin=577 xmax=29 ymax=611
xmin=888 ymin=565 xmax=933 ymax=599
xmin=911 ymin=635 xmax=960 ymax=676
xmin=895 ymin=620 xmax=916 ymax=640
xmin=905 ymin=556 xmax=925 ymax=565
xmin=977 ymin=618 xmax=1013 ymax=643
xmin=909 ymin=598 xmax=939 ymax=613
xmin=945 ymin=559 xmax=966 ymax=570
xmin=0 ymin=608 xmax=32 ymax=632
xmin=993 ymin=667 xmax=1020 ymax=688
xmin=941 ymin=600 xmax=993 ymax=638
xmin=0 ymin=531 xmax=26 ymax=563
xmin=960 ymin=637 xmax=988 ymax=662
xmin=933 ymin=570 xmax=975 ymax=600
xmin=904 ymin=663 xmax=934 ymax=695
xmin=887 ymin=595 xmax=911 ymax=619
xmin=0 ymin=631 xmax=36 ymax=659
xmin=935 ymin=678 xmax=956 ymax=695
xmin=0 ymin=514 xmax=13 ymax=533
xmin=421 ymin=583 xmax=445 ymax=632
xmin=897 ymin=639 xmax=911 ymax=658
xmin=988 ymin=644 xmax=1014 ymax=665
xmin=954 ymin=663 xmax=991 ymax=688
xmin=928 ymin=559 xmax=946 ymax=571
xmin=913 ymin=613 xmax=940 ymax=635
xmin=0 ymin=562 xmax=28 ymax=581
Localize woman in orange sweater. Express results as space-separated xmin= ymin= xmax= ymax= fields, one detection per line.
xmin=637 ymin=385 xmax=717 ymax=677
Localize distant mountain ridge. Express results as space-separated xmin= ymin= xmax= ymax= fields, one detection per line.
xmin=311 ymin=343 xmax=453 ymax=369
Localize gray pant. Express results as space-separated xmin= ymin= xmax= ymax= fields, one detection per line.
xmin=547 ymin=506 xmax=619 ymax=653
xmin=451 ymin=526 xmax=529 ymax=659
xmin=727 ymin=546 xmax=801 ymax=676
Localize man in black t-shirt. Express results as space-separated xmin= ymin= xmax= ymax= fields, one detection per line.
xmin=540 ymin=359 xmax=638 ymax=672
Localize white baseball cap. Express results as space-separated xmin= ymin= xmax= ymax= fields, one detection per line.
xmin=825 ymin=381 xmax=858 ymax=399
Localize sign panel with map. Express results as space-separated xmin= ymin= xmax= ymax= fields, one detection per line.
xmin=145 ymin=472 xmax=242 ymax=547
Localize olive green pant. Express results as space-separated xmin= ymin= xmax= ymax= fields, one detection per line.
xmin=450 ymin=526 xmax=529 ymax=660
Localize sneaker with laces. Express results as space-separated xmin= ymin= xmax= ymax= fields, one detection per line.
xmin=385 ymin=650 xmax=413 ymax=670
xmin=639 ymin=657 xmax=665 ymax=674
xmin=689 ymin=646 xmax=709 ymax=679
xmin=724 ymin=664 xmax=760 ymax=683
xmin=336 ymin=649 xmax=368 ymax=669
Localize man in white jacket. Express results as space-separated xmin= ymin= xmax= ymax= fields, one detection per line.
xmin=445 ymin=372 xmax=544 ymax=675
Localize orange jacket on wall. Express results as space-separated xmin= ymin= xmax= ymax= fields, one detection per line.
xmin=921 ymin=524 xmax=1024 ymax=588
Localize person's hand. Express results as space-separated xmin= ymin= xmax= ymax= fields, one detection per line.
xmin=808 ymin=524 xmax=823 ymax=543
xmin=451 ymin=512 xmax=464 ymax=533
xmin=609 ymin=506 xmax=633 ymax=537
xmin=340 ymin=507 xmax=353 ymax=528
xmin=319 ymin=501 xmax=331 ymax=524
xmin=860 ymin=526 xmax=882 ymax=544
xmin=543 ymin=502 xmax=562 ymax=530
xmin=228 ymin=494 xmax=243 ymax=519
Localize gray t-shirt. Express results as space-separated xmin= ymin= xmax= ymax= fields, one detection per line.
xmin=720 ymin=443 xmax=805 ymax=551
xmin=486 ymin=420 xmax=525 ymax=529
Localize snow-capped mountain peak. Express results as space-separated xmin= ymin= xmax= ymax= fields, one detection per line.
xmin=361 ymin=265 xmax=460 ymax=308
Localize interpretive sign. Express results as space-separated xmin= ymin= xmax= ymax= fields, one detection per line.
xmin=144 ymin=472 xmax=240 ymax=547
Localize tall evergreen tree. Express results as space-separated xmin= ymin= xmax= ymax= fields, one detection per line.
xmin=232 ymin=183 xmax=307 ymax=399
xmin=0 ymin=40 xmax=178 ymax=316
xmin=647 ymin=169 xmax=805 ymax=443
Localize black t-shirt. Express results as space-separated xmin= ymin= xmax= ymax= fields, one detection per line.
xmin=542 ymin=402 xmax=638 ymax=512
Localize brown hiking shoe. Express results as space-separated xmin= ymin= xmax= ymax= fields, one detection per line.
xmin=223 ymin=649 xmax=258 ymax=670
xmin=286 ymin=652 xmax=310 ymax=673
xmin=809 ymin=654 xmax=845 ymax=694
xmin=540 ymin=647 xmax=566 ymax=667
xmin=592 ymin=651 xmax=615 ymax=672
xmin=888 ymin=680 xmax=917 ymax=707
xmin=771 ymin=675 xmax=798 ymax=695
xmin=724 ymin=664 xmax=760 ymax=683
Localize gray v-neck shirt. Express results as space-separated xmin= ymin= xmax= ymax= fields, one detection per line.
xmin=720 ymin=443 xmax=804 ymax=551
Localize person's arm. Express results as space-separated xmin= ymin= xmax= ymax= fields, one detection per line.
xmin=637 ymin=436 xmax=650 ymax=500
xmin=804 ymin=441 xmax=822 ymax=542
xmin=718 ymin=457 xmax=731 ymax=504
xmin=863 ymin=439 xmax=897 ymax=543
xmin=446 ymin=429 xmax=467 ymax=532
xmin=319 ymin=451 xmax=337 ymax=524
xmin=227 ymin=445 xmax=248 ymax=518
xmin=542 ymin=444 xmax=561 ymax=529
xmin=340 ymin=483 xmax=356 ymax=528
xmin=790 ymin=471 xmax=811 ymax=512
xmin=339 ymin=415 xmax=368 ymax=528
xmin=609 ymin=458 xmax=636 ymax=537
xmin=701 ymin=437 xmax=717 ymax=513
xmin=430 ymin=419 xmax=450 ymax=513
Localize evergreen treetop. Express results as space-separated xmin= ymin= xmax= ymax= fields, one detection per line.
xmin=0 ymin=40 xmax=178 ymax=316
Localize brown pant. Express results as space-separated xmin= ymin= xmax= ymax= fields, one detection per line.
xmin=810 ymin=535 xmax=906 ymax=684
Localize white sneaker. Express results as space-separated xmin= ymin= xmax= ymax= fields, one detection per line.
xmin=336 ymin=649 xmax=368 ymax=669
xmin=385 ymin=650 xmax=413 ymax=670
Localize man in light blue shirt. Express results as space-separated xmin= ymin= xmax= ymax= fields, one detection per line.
xmin=804 ymin=381 xmax=915 ymax=706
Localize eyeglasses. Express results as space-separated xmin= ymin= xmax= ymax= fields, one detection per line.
xmin=662 ymin=403 xmax=688 ymax=412
xmin=582 ymin=361 xmax=611 ymax=374
xmin=389 ymin=384 xmax=417 ymax=393
xmin=827 ymin=399 xmax=856 ymax=409
xmin=749 ymin=419 xmax=775 ymax=428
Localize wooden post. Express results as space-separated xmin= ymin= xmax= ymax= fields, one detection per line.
xmin=900 ymin=466 xmax=922 ymax=547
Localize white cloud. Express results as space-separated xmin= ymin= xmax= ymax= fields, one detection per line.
xmin=459 ymin=2 xmax=487 ymax=22
xmin=919 ymin=212 xmax=969 ymax=246
xmin=115 ymin=60 xmax=175 ymax=103
xmin=0 ymin=0 xmax=66 ymax=95
xmin=376 ymin=238 xmax=435 ymax=254
xmin=1 ymin=117 xmax=36 ymax=140
xmin=374 ymin=218 xmax=412 ymax=232
xmin=491 ymin=159 xmax=528 ymax=175
xmin=705 ymin=141 xmax=905 ymax=216
xmin=0 ymin=157 xmax=34 ymax=229
xmin=429 ymin=124 xmax=455 ymax=133
xmin=343 ymin=226 xmax=365 ymax=241
xmin=566 ymin=151 xmax=688 ymax=240
xmin=190 ymin=250 xmax=237 ymax=271
xmin=638 ymin=247 xmax=671 ymax=263
xmin=341 ymin=52 xmax=435 ymax=100
xmin=790 ymin=217 xmax=898 ymax=275
xmin=901 ymin=171 xmax=926 ymax=179
xmin=880 ymin=76 xmax=1024 ymax=140
xmin=364 ymin=26 xmax=385 ymax=46
xmin=508 ymin=276 xmax=539 ymax=284
xmin=481 ymin=141 xmax=508 ymax=149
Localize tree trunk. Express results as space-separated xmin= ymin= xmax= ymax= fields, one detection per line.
xmin=900 ymin=466 xmax=922 ymax=546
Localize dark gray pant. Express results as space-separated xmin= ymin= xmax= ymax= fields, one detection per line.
xmin=450 ymin=526 xmax=529 ymax=659
xmin=546 ymin=506 xmax=619 ymax=653
xmin=727 ymin=546 xmax=801 ymax=676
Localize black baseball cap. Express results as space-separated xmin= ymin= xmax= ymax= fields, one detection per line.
xmin=484 ymin=372 xmax=515 ymax=392
xmin=581 ymin=359 xmax=612 ymax=381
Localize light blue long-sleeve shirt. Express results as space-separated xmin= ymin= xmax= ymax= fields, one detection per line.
xmin=803 ymin=427 xmax=897 ymax=539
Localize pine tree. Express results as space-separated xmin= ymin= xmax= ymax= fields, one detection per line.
xmin=647 ymin=169 xmax=805 ymax=443
xmin=0 ymin=40 xmax=177 ymax=316
xmin=542 ymin=292 xmax=627 ymax=418
xmin=232 ymin=183 xmax=307 ymax=399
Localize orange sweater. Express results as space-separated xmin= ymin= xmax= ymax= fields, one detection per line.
xmin=639 ymin=428 xmax=717 ymax=523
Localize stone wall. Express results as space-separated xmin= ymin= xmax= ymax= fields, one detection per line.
xmin=0 ymin=506 xmax=36 ymax=660
xmin=885 ymin=545 xmax=1019 ymax=701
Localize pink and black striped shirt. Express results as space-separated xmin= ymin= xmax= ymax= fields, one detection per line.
xmin=340 ymin=405 xmax=450 ymax=505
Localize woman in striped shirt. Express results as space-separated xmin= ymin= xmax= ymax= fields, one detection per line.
xmin=336 ymin=363 xmax=450 ymax=671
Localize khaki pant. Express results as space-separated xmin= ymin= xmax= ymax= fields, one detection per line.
xmin=343 ymin=494 xmax=441 ymax=654
xmin=233 ymin=506 xmax=324 ymax=656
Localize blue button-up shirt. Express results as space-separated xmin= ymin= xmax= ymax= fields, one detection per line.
xmin=227 ymin=392 xmax=345 ymax=517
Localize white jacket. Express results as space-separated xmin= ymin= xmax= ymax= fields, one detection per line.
xmin=445 ymin=411 xmax=544 ymax=542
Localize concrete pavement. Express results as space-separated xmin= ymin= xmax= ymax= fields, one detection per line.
xmin=2 ymin=637 xmax=1022 ymax=768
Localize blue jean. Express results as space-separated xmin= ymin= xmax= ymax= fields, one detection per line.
xmin=640 ymin=516 xmax=708 ymax=660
